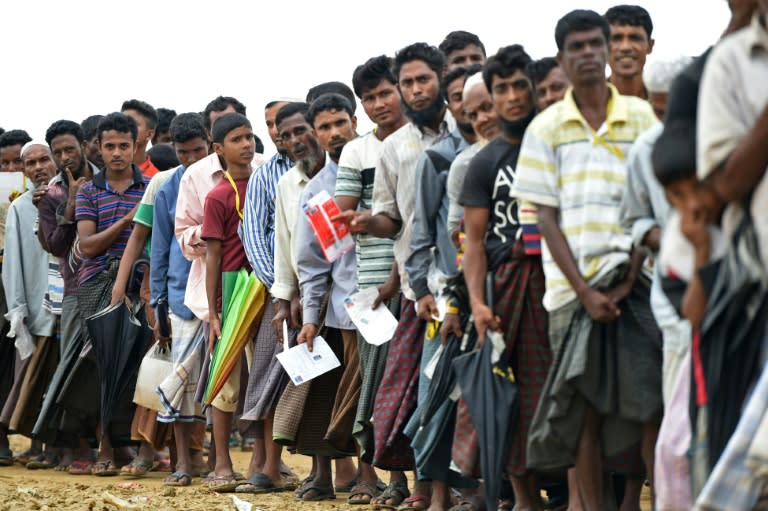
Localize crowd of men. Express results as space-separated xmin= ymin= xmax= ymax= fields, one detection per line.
xmin=0 ymin=2 xmax=767 ymax=510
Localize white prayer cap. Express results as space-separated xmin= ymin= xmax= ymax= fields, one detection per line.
xmin=20 ymin=140 xmax=50 ymax=158
xmin=462 ymin=71 xmax=486 ymax=99
xmin=643 ymin=56 xmax=694 ymax=94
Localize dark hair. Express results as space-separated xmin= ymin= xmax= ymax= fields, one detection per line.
xmin=169 ymin=113 xmax=207 ymax=144
xmin=394 ymin=42 xmax=445 ymax=81
xmin=45 ymin=120 xmax=84 ymax=146
xmin=265 ymin=100 xmax=286 ymax=110
xmin=0 ymin=128 xmax=4 ymax=136
xmin=442 ymin=64 xmax=481 ymax=93
xmin=147 ymin=143 xmax=180 ymax=171
xmin=81 ymin=115 xmax=104 ymax=141
xmin=211 ymin=112 xmax=251 ymax=144
xmin=307 ymin=93 xmax=355 ymax=127
xmin=97 ymin=112 xmax=138 ymax=142
xmin=525 ymin=57 xmax=561 ymax=85
xmin=121 ymin=99 xmax=159 ymax=130
xmin=275 ymin=102 xmax=310 ymax=129
xmin=652 ymin=120 xmax=696 ymax=186
xmin=203 ymin=96 xmax=247 ymax=131
xmin=604 ymin=4 xmax=653 ymax=38
xmin=0 ymin=129 xmax=32 ymax=149
xmin=482 ymin=44 xmax=533 ymax=92
xmin=306 ymin=82 xmax=356 ymax=114
xmin=555 ymin=9 xmax=611 ymax=51
xmin=254 ymin=134 xmax=264 ymax=154
xmin=155 ymin=108 xmax=177 ymax=134
xmin=352 ymin=55 xmax=397 ymax=98
xmin=439 ymin=30 xmax=486 ymax=58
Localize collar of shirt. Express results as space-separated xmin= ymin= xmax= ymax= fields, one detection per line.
xmin=288 ymin=155 xmax=326 ymax=186
xmin=750 ymin=12 xmax=768 ymax=54
xmin=91 ymin=164 xmax=144 ymax=190
xmin=560 ymin=83 xmax=629 ymax=127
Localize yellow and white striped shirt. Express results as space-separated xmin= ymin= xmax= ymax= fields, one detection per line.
xmin=514 ymin=84 xmax=658 ymax=311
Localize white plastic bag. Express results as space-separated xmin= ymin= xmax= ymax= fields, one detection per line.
xmin=133 ymin=342 xmax=173 ymax=412
xmin=6 ymin=310 xmax=34 ymax=360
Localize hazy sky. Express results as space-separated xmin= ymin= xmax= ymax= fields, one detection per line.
xmin=1 ymin=0 xmax=728 ymax=153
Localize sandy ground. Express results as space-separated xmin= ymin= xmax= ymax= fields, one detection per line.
xmin=0 ymin=436 xmax=653 ymax=511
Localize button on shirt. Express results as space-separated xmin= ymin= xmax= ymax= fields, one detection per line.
xmin=296 ymin=160 xmax=356 ymax=329
xmin=75 ymin=165 xmax=149 ymax=285
xmin=371 ymin=111 xmax=456 ymax=301
xmin=514 ymin=84 xmax=657 ymax=311
xmin=174 ymin=153 xmax=225 ymax=321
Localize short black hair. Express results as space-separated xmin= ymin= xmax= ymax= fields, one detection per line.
xmin=652 ymin=120 xmax=697 ymax=186
xmin=81 ymin=115 xmax=104 ymax=141
xmin=97 ymin=112 xmax=138 ymax=142
xmin=254 ymin=134 xmax=264 ymax=154
xmin=169 ymin=113 xmax=207 ymax=144
xmin=265 ymin=100 xmax=286 ymax=110
xmin=439 ymin=30 xmax=486 ymax=58
xmin=121 ymin=99 xmax=159 ymax=130
xmin=307 ymin=93 xmax=355 ymax=127
xmin=394 ymin=42 xmax=445 ymax=82
xmin=211 ymin=112 xmax=251 ymax=144
xmin=352 ymin=55 xmax=397 ymax=98
xmin=275 ymin=102 xmax=310 ymax=129
xmin=155 ymin=108 xmax=177 ymax=134
xmin=147 ymin=143 xmax=180 ymax=172
xmin=306 ymin=82 xmax=357 ymax=114
xmin=442 ymin=64 xmax=481 ymax=93
xmin=45 ymin=120 xmax=84 ymax=146
xmin=0 ymin=128 xmax=4 ymax=136
xmin=0 ymin=129 xmax=32 ymax=149
xmin=604 ymin=4 xmax=653 ymax=38
xmin=482 ymin=44 xmax=533 ymax=92
xmin=525 ymin=57 xmax=561 ymax=86
xmin=203 ymin=96 xmax=247 ymax=132
xmin=555 ymin=9 xmax=611 ymax=51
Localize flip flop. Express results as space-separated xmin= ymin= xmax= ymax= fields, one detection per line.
xmin=0 ymin=447 xmax=13 ymax=467
xmin=302 ymin=483 xmax=336 ymax=501
xmin=120 ymin=458 xmax=157 ymax=477
xmin=235 ymin=472 xmax=283 ymax=494
xmin=68 ymin=459 xmax=94 ymax=475
xmin=397 ymin=494 xmax=431 ymax=510
xmin=335 ymin=476 xmax=358 ymax=493
xmin=348 ymin=481 xmax=380 ymax=505
xmin=13 ymin=449 xmax=40 ymax=466
xmin=163 ymin=471 xmax=192 ymax=487
xmin=92 ymin=460 xmax=119 ymax=477
xmin=208 ymin=475 xmax=240 ymax=493
xmin=26 ymin=452 xmax=59 ymax=470
xmin=373 ymin=481 xmax=411 ymax=510
xmin=294 ymin=475 xmax=315 ymax=499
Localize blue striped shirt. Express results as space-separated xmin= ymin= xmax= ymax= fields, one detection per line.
xmin=240 ymin=151 xmax=293 ymax=289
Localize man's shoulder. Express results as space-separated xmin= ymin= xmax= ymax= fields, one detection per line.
xmin=184 ymin=153 xmax=219 ymax=179
xmin=526 ymin=102 xmax=570 ymax=141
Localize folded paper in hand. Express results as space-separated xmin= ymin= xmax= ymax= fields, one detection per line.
xmin=302 ymin=190 xmax=354 ymax=262
xmin=276 ymin=332 xmax=340 ymax=385
xmin=344 ymin=287 xmax=399 ymax=345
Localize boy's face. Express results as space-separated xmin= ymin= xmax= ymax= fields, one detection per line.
xmin=0 ymin=144 xmax=24 ymax=173
xmin=174 ymin=137 xmax=209 ymax=167
xmin=99 ymin=130 xmax=136 ymax=173
xmin=214 ymin=126 xmax=255 ymax=167
xmin=665 ymin=177 xmax=720 ymax=224
xmin=312 ymin=109 xmax=356 ymax=159
xmin=360 ymin=80 xmax=402 ymax=129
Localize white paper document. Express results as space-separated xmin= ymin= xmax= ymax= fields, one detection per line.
xmin=344 ymin=287 xmax=399 ymax=345
xmin=276 ymin=335 xmax=340 ymax=385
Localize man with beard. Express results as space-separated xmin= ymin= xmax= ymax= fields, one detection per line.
xmin=515 ymin=11 xmax=659 ymax=510
xmin=283 ymin=93 xmax=359 ymax=502
xmin=36 ymin=120 xmax=99 ymax=472
xmin=121 ymin=100 xmax=160 ymax=178
xmin=237 ymin=99 xmax=295 ymax=490
xmin=0 ymin=142 xmax=57 ymax=468
xmin=604 ymin=5 xmax=654 ymax=99
xmin=333 ymin=54 xmax=407 ymax=505
xmin=81 ymin=115 xmax=105 ymax=168
xmin=459 ymin=44 xmax=551 ymax=511
xmin=525 ymin=57 xmax=571 ymax=111
xmin=439 ymin=30 xmax=486 ymax=72
xmin=402 ymin=63 xmax=480 ymax=511
xmin=362 ymin=41 xmax=456 ymax=510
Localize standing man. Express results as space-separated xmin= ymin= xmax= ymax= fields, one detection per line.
xmin=439 ymin=30 xmax=486 ymax=71
xmin=604 ymin=5 xmax=655 ymax=99
xmin=525 ymin=57 xmax=571 ymax=111
xmin=0 ymin=130 xmax=31 ymax=173
xmin=515 ymin=10 xmax=660 ymax=510
xmin=121 ymin=100 xmax=160 ymax=178
xmin=81 ymin=115 xmax=105 ymax=168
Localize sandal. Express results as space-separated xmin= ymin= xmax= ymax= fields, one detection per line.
xmin=0 ymin=447 xmax=13 ymax=467
xmin=26 ymin=452 xmax=59 ymax=470
xmin=163 ymin=471 xmax=192 ymax=487
xmin=92 ymin=460 xmax=119 ymax=477
xmin=449 ymin=499 xmax=485 ymax=511
xmin=68 ymin=459 xmax=94 ymax=475
xmin=348 ymin=481 xmax=380 ymax=505
xmin=235 ymin=472 xmax=283 ymax=494
xmin=120 ymin=458 xmax=157 ymax=477
xmin=398 ymin=494 xmax=431 ymax=510
xmin=294 ymin=474 xmax=315 ymax=499
xmin=336 ymin=476 xmax=358 ymax=492
xmin=302 ymin=483 xmax=336 ymax=501
xmin=372 ymin=481 xmax=411 ymax=510
xmin=13 ymin=449 xmax=40 ymax=466
xmin=208 ymin=474 xmax=240 ymax=493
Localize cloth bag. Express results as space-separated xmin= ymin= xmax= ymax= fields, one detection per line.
xmin=133 ymin=342 xmax=173 ymax=412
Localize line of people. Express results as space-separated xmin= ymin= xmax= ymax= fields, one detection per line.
xmin=0 ymin=2 xmax=766 ymax=510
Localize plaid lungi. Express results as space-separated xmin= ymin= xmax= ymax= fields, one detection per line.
xmin=272 ymin=327 xmax=305 ymax=446
xmin=527 ymin=267 xmax=662 ymax=472
xmin=372 ymin=297 xmax=424 ymax=471
xmin=452 ymin=397 xmax=481 ymax=477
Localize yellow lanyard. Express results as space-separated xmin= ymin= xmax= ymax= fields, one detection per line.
xmin=224 ymin=171 xmax=244 ymax=221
